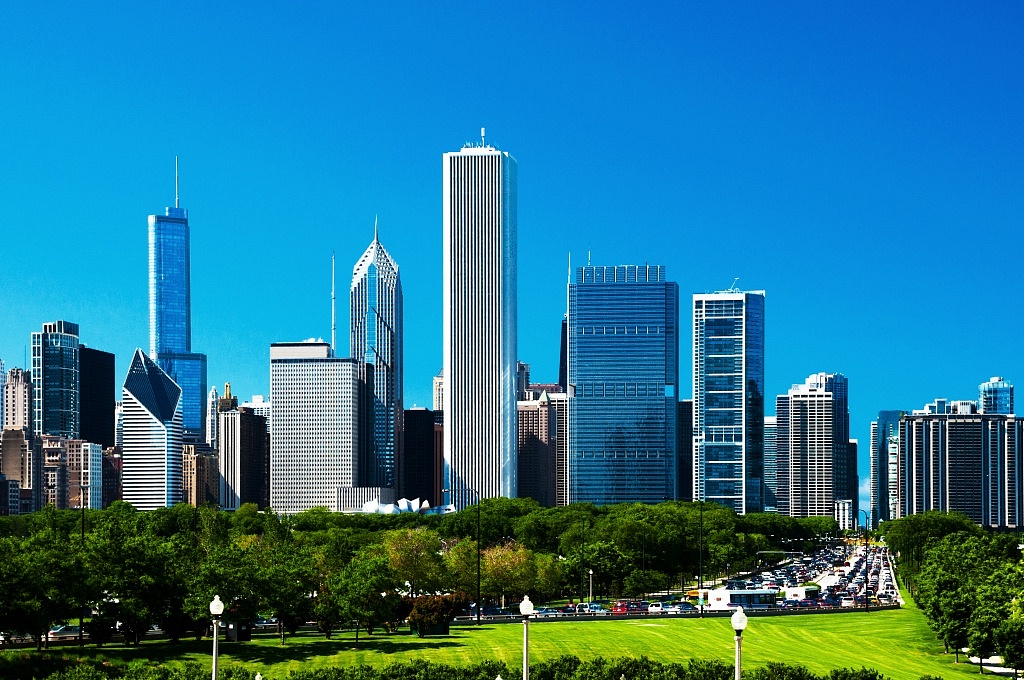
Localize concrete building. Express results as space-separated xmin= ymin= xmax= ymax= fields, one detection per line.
xmin=182 ymin=444 xmax=218 ymax=507
xmin=206 ymin=385 xmax=219 ymax=449
xmin=121 ymin=349 xmax=183 ymax=510
xmin=218 ymin=383 xmax=269 ymax=510
xmin=1 ymin=426 xmax=42 ymax=513
xmin=67 ymin=439 xmax=103 ymax=509
xmin=4 ymin=368 xmax=32 ymax=432
xmin=42 ymin=435 xmax=69 ymax=509
xmin=102 ymin=447 xmax=122 ymax=508
xmin=517 ymin=391 xmax=556 ymax=507
xmin=269 ymin=341 xmax=360 ymax=513
xmin=869 ymin=410 xmax=903 ymax=529
xmin=442 ymin=135 xmax=518 ymax=510
xmin=693 ymin=290 xmax=765 ymax=514
xmin=763 ymin=415 xmax=777 ymax=512
xmin=31 ymin=320 xmax=80 ymax=438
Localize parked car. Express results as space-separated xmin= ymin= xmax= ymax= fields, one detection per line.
xmin=48 ymin=625 xmax=80 ymax=640
xmin=840 ymin=597 xmax=856 ymax=608
xmin=647 ymin=602 xmax=664 ymax=614
xmin=533 ymin=607 xmax=561 ymax=618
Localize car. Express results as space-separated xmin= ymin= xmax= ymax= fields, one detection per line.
xmin=48 ymin=625 xmax=80 ymax=639
xmin=612 ymin=601 xmax=643 ymax=614
xmin=559 ymin=605 xmax=578 ymax=615
xmin=840 ymin=597 xmax=856 ymax=608
xmin=647 ymin=602 xmax=664 ymax=614
xmin=798 ymin=598 xmax=818 ymax=608
xmin=533 ymin=607 xmax=561 ymax=618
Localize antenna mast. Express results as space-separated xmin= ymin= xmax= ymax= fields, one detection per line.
xmin=175 ymin=156 xmax=179 ymax=208
xmin=331 ymin=251 xmax=336 ymax=355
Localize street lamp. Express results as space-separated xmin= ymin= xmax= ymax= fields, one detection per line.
xmin=858 ymin=509 xmax=870 ymax=613
xmin=519 ymin=595 xmax=535 ymax=680
xmin=477 ymin=497 xmax=482 ymax=625
xmin=699 ymin=499 xmax=704 ymax=618
xmin=588 ymin=569 xmax=593 ymax=605
xmin=731 ymin=606 xmax=748 ymax=680
xmin=209 ymin=595 xmax=224 ymax=680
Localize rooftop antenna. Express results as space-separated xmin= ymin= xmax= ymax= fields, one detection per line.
xmin=374 ymin=214 xmax=379 ymax=241
xmin=587 ymin=249 xmax=591 ymax=266
xmin=174 ymin=156 xmax=179 ymax=208
xmin=481 ymin=127 xmax=486 ymax=147
xmin=728 ymin=277 xmax=740 ymax=292
xmin=331 ymin=251 xmax=336 ymax=356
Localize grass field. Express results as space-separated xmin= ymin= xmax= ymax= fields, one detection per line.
xmin=6 ymin=604 xmax=989 ymax=680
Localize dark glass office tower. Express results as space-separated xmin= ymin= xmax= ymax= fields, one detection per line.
xmin=31 ymin=320 xmax=80 ymax=438
xmin=80 ymin=346 xmax=115 ymax=448
xmin=148 ymin=171 xmax=208 ymax=442
xmin=567 ymin=264 xmax=679 ymax=504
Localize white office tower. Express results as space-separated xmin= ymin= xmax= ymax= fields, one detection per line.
xmin=693 ymin=290 xmax=766 ymax=514
xmin=350 ymin=225 xmax=403 ymax=489
xmin=432 ymin=370 xmax=444 ymax=412
xmin=269 ymin=341 xmax=359 ymax=513
xmin=0 ymin=360 xmax=5 ymax=428
xmin=205 ymin=385 xmax=219 ymax=448
xmin=121 ymin=349 xmax=183 ymax=510
xmin=240 ymin=395 xmax=271 ymax=420
xmin=67 ymin=440 xmax=103 ymax=509
xmin=442 ymin=133 xmax=518 ymax=510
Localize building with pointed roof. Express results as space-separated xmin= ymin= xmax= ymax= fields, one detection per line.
xmin=350 ymin=220 xmax=403 ymax=490
xmin=121 ymin=348 xmax=183 ymax=510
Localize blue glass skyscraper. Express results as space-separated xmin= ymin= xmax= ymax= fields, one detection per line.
xmin=567 ymin=265 xmax=679 ymax=504
xmin=979 ymin=376 xmax=1013 ymax=414
xmin=693 ymin=290 xmax=765 ymax=514
xmin=148 ymin=167 xmax=207 ymax=442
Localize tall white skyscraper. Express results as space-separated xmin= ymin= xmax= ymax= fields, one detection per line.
xmin=4 ymin=368 xmax=32 ymax=431
xmin=121 ymin=349 xmax=183 ymax=510
xmin=774 ymin=373 xmax=851 ymax=518
xmin=0 ymin=359 xmax=5 ymax=428
xmin=269 ymin=341 xmax=358 ymax=513
xmin=442 ymin=133 xmax=518 ymax=510
xmin=206 ymin=385 xmax=219 ymax=449
xmin=693 ymin=290 xmax=765 ymax=514
xmin=350 ymin=224 xmax=403 ymax=490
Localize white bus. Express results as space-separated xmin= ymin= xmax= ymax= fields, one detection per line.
xmin=707 ymin=588 xmax=779 ymax=611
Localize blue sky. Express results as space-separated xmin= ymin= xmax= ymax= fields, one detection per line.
xmin=2 ymin=2 xmax=1022 ymax=510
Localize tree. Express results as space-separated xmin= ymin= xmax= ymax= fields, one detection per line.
xmin=482 ymin=541 xmax=536 ymax=608
xmin=337 ymin=548 xmax=402 ymax=637
xmin=381 ymin=527 xmax=443 ymax=596
xmin=441 ymin=537 xmax=479 ymax=596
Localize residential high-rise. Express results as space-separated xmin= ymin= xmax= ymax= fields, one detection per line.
xmin=774 ymin=373 xmax=851 ymax=519
xmin=869 ymin=410 xmax=902 ymax=529
xmin=432 ymin=371 xmax=444 ymax=412
xmin=42 ymin=436 xmax=69 ymax=509
xmin=567 ymin=264 xmax=679 ymax=504
xmin=693 ymin=290 xmax=765 ymax=514
xmin=350 ymin=226 xmax=403 ymax=490
xmin=442 ymin=135 xmax=518 ymax=510
xmin=897 ymin=397 xmax=1022 ymax=528
xmin=67 ymin=439 xmax=103 ymax=510
xmin=148 ymin=172 xmax=208 ymax=442
xmin=269 ymin=341 xmax=359 ymax=513
xmin=4 ymin=368 xmax=32 ymax=431
xmin=517 ymin=391 xmax=556 ymax=507
xmin=219 ymin=381 xmax=269 ymax=510
xmin=980 ymin=377 xmax=1013 ymax=415
xmin=0 ymin=426 xmax=43 ymax=513
xmin=121 ymin=349 xmax=183 ymax=510
xmin=80 ymin=346 xmax=115 ymax=448
xmin=182 ymin=444 xmax=218 ymax=507
xmin=31 ymin=320 xmax=80 ymax=438
xmin=763 ymin=415 xmax=778 ymax=512
xmin=0 ymin=359 xmax=5 ymax=428
xmin=549 ymin=391 xmax=569 ymax=506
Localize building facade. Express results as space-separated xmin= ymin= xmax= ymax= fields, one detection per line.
xmin=182 ymin=444 xmax=219 ymax=507
xmin=121 ymin=349 xmax=183 ymax=510
xmin=442 ymin=139 xmax=518 ymax=510
xmin=149 ymin=190 xmax=208 ymax=441
xmin=4 ymin=368 xmax=32 ymax=431
xmin=869 ymin=410 xmax=902 ymax=529
xmin=774 ymin=373 xmax=851 ymax=519
xmin=763 ymin=415 xmax=777 ymax=512
xmin=31 ymin=320 xmax=80 ymax=438
xmin=219 ymin=404 xmax=269 ymax=510
xmin=692 ymin=290 xmax=765 ymax=514
xmin=350 ymin=227 xmax=403 ymax=490
xmin=402 ymin=408 xmax=442 ymax=506
xmin=67 ymin=439 xmax=103 ymax=510
xmin=80 ymin=346 xmax=115 ymax=448
xmin=980 ymin=377 xmax=1013 ymax=415
xmin=567 ymin=264 xmax=679 ymax=504
xmin=269 ymin=341 xmax=359 ymax=513
xmin=517 ymin=391 xmax=556 ymax=507
xmin=206 ymin=385 xmax=219 ymax=449
xmin=896 ymin=397 xmax=1022 ymax=528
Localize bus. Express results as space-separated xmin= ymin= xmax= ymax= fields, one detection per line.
xmin=707 ymin=588 xmax=779 ymax=611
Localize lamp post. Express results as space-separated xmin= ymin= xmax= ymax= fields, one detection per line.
xmin=477 ymin=497 xmax=482 ymax=625
xmin=519 ymin=595 xmax=535 ymax=680
xmin=698 ymin=499 xmax=704 ymax=618
xmin=210 ymin=595 xmax=224 ymax=680
xmin=588 ymin=569 xmax=593 ymax=605
xmin=731 ymin=606 xmax=747 ymax=680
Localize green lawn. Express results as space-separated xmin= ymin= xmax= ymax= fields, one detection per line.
xmin=7 ymin=607 xmax=984 ymax=680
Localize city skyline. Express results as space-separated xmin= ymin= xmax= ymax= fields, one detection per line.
xmin=2 ymin=4 xmax=1022 ymax=514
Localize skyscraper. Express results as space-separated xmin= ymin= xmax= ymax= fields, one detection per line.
xmin=80 ymin=346 xmax=115 ymax=448
xmin=31 ymin=320 xmax=80 ymax=439
xmin=567 ymin=264 xmax=679 ymax=504
xmin=206 ymin=385 xmax=219 ymax=449
xmin=442 ymin=134 xmax=518 ymax=510
xmin=693 ymin=290 xmax=765 ymax=514
xmin=869 ymin=410 xmax=902 ymax=529
xmin=148 ymin=168 xmax=208 ymax=442
xmin=774 ymin=373 xmax=851 ymax=519
xmin=763 ymin=415 xmax=778 ymax=512
xmin=121 ymin=349 xmax=183 ymax=510
xmin=4 ymin=368 xmax=31 ymax=431
xmin=0 ymin=359 xmax=5 ymax=428
xmin=980 ymin=377 xmax=1013 ymax=414
xmin=517 ymin=391 xmax=556 ymax=507
xmin=269 ymin=341 xmax=359 ymax=513
xmin=350 ymin=225 xmax=403 ymax=490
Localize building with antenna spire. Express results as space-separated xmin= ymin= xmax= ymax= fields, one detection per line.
xmin=350 ymin=219 xmax=403 ymax=491
xmin=148 ymin=158 xmax=208 ymax=442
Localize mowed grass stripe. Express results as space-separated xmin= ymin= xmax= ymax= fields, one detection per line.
xmin=18 ymin=606 xmax=982 ymax=680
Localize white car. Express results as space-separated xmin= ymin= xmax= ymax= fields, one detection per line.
xmin=647 ymin=602 xmax=664 ymax=614
xmin=840 ymin=597 xmax=856 ymax=608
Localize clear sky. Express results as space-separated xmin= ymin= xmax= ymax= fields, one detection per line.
xmin=2 ymin=2 xmax=1022 ymax=511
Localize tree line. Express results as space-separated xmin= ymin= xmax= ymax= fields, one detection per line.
xmin=882 ymin=511 xmax=1024 ymax=673
xmin=0 ymin=498 xmax=838 ymax=649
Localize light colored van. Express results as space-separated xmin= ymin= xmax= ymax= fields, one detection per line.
xmin=840 ymin=597 xmax=856 ymax=608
